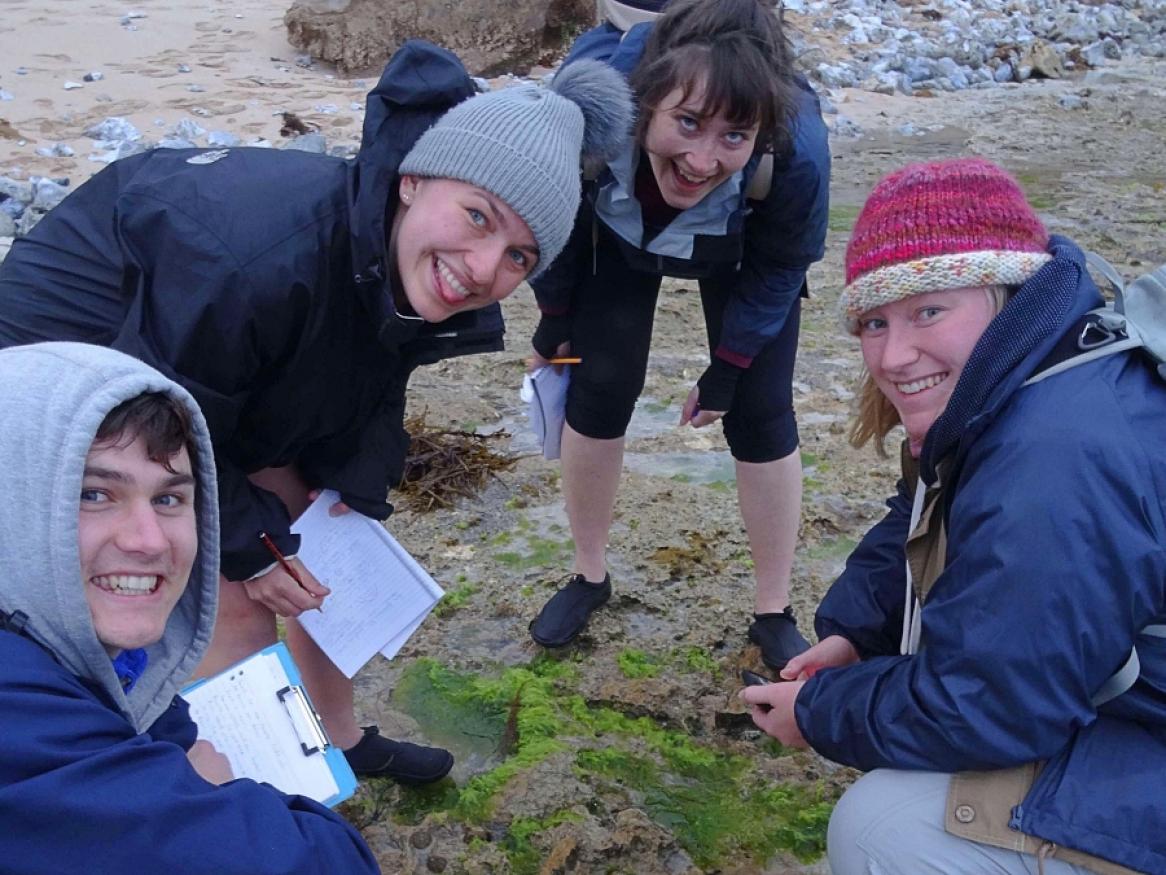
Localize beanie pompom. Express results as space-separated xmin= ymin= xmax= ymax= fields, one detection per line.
xmin=550 ymin=59 xmax=634 ymax=163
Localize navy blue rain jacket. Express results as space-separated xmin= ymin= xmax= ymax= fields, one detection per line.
xmin=800 ymin=240 xmax=1166 ymax=873
xmin=0 ymin=41 xmax=501 ymax=580
xmin=531 ymin=22 xmax=830 ymax=368
xmin=0 ymin=632 xmax=379 ymax=875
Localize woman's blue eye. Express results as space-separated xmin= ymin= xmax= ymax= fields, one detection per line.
xmin=859 ymin=318 xmax=886 ymax=333
xmin=467 ymin=208 xmax=486 ymax=226
xmin=507 ymin=249 xmax=528 ymax=269
xmin=154 ymin=493 xmax=185 ymax=508
xmin=678 ymin=115 xmax=699 ymax=132
xmin=80 ymin=488 xmax=106 ymax=503
xmin=725 ymin=131 xmax=747 ymax=145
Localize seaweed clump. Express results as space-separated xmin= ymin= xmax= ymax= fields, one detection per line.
xmin=398 ymin=413 xmax=517 ymax=512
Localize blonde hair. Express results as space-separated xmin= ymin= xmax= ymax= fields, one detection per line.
xmin=848 ymin=285 xmax=1012 ymax=457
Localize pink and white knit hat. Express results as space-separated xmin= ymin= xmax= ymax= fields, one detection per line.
xmin=841 ymin=158 xmax=1051 ymax=332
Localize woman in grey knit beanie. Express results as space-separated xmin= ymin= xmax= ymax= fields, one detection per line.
xmin=0 ymin=38 xmax=632 ymax=788
xmin=393 ymin=56 xmax=634 ymax=322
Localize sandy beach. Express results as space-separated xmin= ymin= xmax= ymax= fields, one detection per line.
xmin=0 ymin=0 xmax=371 ymax=182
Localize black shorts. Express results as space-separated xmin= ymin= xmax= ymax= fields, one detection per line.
xmin=564 ymin=237 xmax=801 ymax=463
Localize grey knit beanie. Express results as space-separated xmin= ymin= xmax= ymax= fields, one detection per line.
xmin=398 ymin=60 xmax=633 ymax=277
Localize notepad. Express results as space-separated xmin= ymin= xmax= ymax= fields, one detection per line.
xmin=521 ymin=365 xmax=569 ymax=460
xmin=183 ymin=642 xmax=357 ymax=807
xmin=291 ymin=491 xmax=445 ymax=678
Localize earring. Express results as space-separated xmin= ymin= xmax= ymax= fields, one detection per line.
xmin=401 ymin=193 xmax=411 ymax=204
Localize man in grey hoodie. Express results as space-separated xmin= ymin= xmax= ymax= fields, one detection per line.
xmin=0 ymin=342 xmax=379 ymax=874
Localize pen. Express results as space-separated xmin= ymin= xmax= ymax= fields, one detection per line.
xmin=259 ymin=531 xmax=323 ymax=612
xmin=525 ymin=356 xmax=582 ymax=366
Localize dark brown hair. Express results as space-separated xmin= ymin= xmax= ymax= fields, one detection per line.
xmin=629 ymin=0 xmax=797 ymax=156
xmin=95 ymin=392 xmax=200 ymax=476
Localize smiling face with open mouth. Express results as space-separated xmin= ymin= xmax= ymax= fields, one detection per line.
xmin=858 ymin=288 xmax=999 ymax=453
xmin=641 ymin=80 xmax=759 ymax=211
xmin=390 ymin=176 xmax=539 ymax=323
xmin=79 ymin=435 xmax=198 ymax=656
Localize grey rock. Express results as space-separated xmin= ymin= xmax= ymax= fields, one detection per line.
xmin=30 ymin=177 xmax=69 ymax=211
xmin=16 ymin=206 xmax=48 ymax=237
xmin=994 ymin=62 xmax=1014 ymax=83
xmin=207 ymin=131 xmax=242 ymax=147
xmin=0 ymin=214 xmax=15 ymax=238
xmin=84 ymin=117 xmax=141 ymax=142
xmin=178 ymin=64 xmax=192 ymax=73
xmin=63 ymin=81 xmax=84 ymax=90
xmin=328 ymin=143 xmax=359 ymax=159
xmin=173 ymin=118 xmax=207 ymax=140
xmin=83 ymin=71 xmax=104 ymax=82
xmin=187 ymin=84 xmax=206 ymax=93
xmin=0 ymin=198 xmax=23 ymax=221
xmin=35 ymin=143 xmax=75 ymax=158
xmin=1058 ymin=93 xmax=1086 ymax=110
xmin=0 ymin=178 xmax=34 ymax=205
xmin=282 ymin=132 xmax=328 ymax=153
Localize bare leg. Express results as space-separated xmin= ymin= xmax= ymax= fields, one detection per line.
xmin=736 ymin=449 xmax=802 ymax=614
xmin=212 ymin=465 xmax=360 ymax=747
xmin=192 ymin=576 xmax=277 ymax=678
xmin=561 ymin=424 xmax=625 ymax=582
xmin=284 ymin=618 xmax=362 ymax=748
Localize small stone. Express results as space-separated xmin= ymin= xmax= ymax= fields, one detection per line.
xmin=14 ymin=67 xmax=28 ymax=75
xmin=409 ymin=829 xmax=432 ymax=849
xmin=178 ymin=64 xmax=192 ymax=73
xmin=63 ymin=81 xmax=84 ymax=91
xmin=426 ymin=856 xmax=447 ymax=873
xmin=0 ymin=89 xmax=13 ymax=101
xmin=282 ymin=132 xmax=327 ymax=154
xmin=295 ymin=54 xmax=313 ymax=68
xmin=83 ymin=71 xmax=104 ymax=82
xmin=207 ymin=130 xmax=241 ymax=147
xmin=187 ymin=84 xmax=206 ymax=93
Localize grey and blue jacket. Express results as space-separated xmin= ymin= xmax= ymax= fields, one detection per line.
xmin=0 ymin=342 xmax=379 ymax=874
xmin=531 ymin=22 xmax=830 ymax=368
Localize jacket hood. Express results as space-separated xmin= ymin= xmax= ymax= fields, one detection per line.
xmin=0 ymin=342 xmax=219 ymax=732
xmin=349 ymin=39 xmax=476 ymax=311
xmin=921 ymin=236 xmax=1102 ymax=483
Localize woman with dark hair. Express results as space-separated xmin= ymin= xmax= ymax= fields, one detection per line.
xmin=528 ymin=0 xmax=831 ymax=670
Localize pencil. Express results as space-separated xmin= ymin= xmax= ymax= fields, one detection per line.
xmin=259 ymin=531 xmax=323 ymax=612
xmin=525 ymin=356 xmax=582 ymax=366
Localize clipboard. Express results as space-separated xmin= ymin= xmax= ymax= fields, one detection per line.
xmin=520 ymin=365 xmax=569 ymax=460
xmin=182 ymin=642 xmax=358 ymax=807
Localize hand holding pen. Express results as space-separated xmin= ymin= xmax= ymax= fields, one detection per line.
xmin=242 ymin=533 xmax=330 ymax=617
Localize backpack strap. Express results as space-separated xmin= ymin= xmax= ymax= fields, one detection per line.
xmin=1023 ymin=307 xmax=1143 ymax=387
xmin=599 ymin=0 xmax=665 ymax=31
xmin=1092 ymin=625 xmax=1166 ymax=707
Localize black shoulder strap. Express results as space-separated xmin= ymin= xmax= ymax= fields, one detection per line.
xmin=1025 ymin=308 xmax=1144 ymax=387
xmin=0 ymin=608 xmax=30 ymax=637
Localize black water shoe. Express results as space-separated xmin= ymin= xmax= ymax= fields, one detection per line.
xmin=529 ymin=573 xmax=611 ymax=648
xmin=747 ymin=607 xmax=810 ymax=671
xmin=343 ymin=725 xmax=453 ymax=784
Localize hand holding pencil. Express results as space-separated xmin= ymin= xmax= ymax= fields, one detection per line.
xmin=242 ymin=534 xmax=330 ymax=617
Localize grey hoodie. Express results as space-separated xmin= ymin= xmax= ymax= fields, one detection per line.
xmin=0 ymin=341 xmax=218 ymax=731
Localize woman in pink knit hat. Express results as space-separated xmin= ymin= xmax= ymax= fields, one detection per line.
xmin=741 ymin=158 xmax=1166 ymax=874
